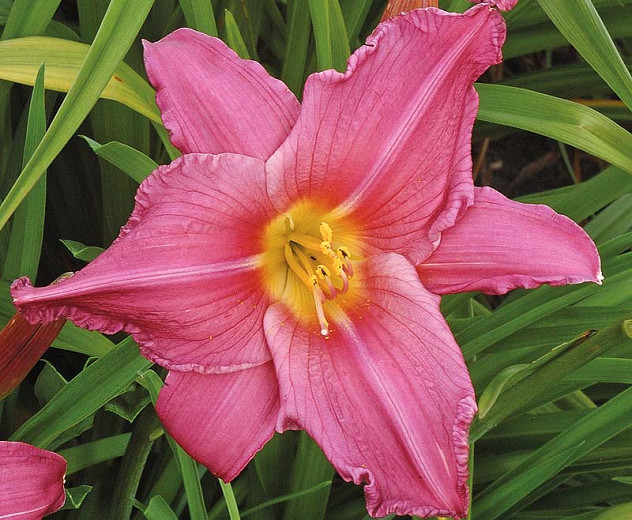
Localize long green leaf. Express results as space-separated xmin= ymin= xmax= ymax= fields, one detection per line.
xmin=10 ymin=337 xmax=151 ymax=447
xmin=537 ymin=0 xmax=632 ymax=111
xmin=282 ymin=0 xmax=312 ymax=97
xmin=143 ymin=495 xmax=179 ymax=520
xmin=476 ymin=84 xmax=632 ymax=175
xmin=82 ymin=137 xmax=158 ymax=184
xmin=473 ymin=382 xmax=632 ymax=519
xmin=179 ymin=0 xmax=218 ymax=36
xmin=139 ymin=370 xmax=209 ymax=520
xmin=308 ymin=0 xmax=350 ymax=72
xmin=0 ymin=37 xmax=160 ymax=123
xmin=0 ymin=0 xmax=156 ymax=232
xmin=3 ymin=63 xmax=46 ymax=281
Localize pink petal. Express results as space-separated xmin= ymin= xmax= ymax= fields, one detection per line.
xmin=266 ymin=5 xmax=506 ymax=264
xmin=143 ymin=28 xmax=300 ymax=159
xmin=13 ymin=154 xmax=275 ymax=374
xmin=417 ymin=187 xmax=602 ymax=295
xmin=156 ymin=362 xmax=279 ymax=481
xmin=264 ymin=253 xmax=476 ymax=518
xmin=470 ymin=0 xmax=518 ymax=11
xmin=0 ymin=441 xmax=66 ymax=520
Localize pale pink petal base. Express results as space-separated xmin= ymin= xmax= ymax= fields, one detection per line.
xmin=13 ymin=154 xmax=275 ymax=373
xmin=417 ymin=187 xmax=602 ymax=295
xmin=144 ymin=29 xmax=299 ymax=159
xmin=156 ymin=363 xmax=279 ymax=481
xmin=0 ymin=441 xmax=66 ymax=520
xmin=266 ymin=5 xmax=506 ymax=264
xmin=264 ymin=253 xmax=476 ymax=519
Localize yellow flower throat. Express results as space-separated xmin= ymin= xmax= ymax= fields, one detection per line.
xmin=262 ymin=204 xmax=355 ymax=336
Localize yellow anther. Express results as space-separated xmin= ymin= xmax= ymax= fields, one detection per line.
xmin=320 ymin=240 xmax=333 ymax=255
xmin=309 ymin=274 xmax=318 ymax=286
xmin=316 ymin=265 xmax=331 ymax=279
xmin=337 ymin=246 xmax=350 ymax=259
xmin=319 ymin=222 xmax=333 ymax=242
xmin=332 ymin=256 xmax=344 ymax=273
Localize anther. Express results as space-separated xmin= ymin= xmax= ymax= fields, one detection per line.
xmin=337 ymin=247 xmax=353 ymax=277
xmin=311 ymin=277 xmax=329 ymax=335
xmin=316 ymin=265 xmax=337 ymax=299
xmin=319 ymin=222 xmax=333 ymax=242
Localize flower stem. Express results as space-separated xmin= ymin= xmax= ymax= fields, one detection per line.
xmin=219 ymin=479 xmax=241 ymax=520
xmin=108 ymin=405 xmax=161 ymax=520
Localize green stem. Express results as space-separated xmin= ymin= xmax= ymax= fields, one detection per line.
xmin=219 ymin=479 xmax=241 ymax=520
xmin=108 ymin=405 xmax=161 ymax=520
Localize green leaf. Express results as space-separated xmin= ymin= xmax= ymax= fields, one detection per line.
xmin=242 ymin=481 xmax=333 ymax=518
xmin=537 ymin=0 xmax=632 ymax=111
xmin=472 ymin=321 xmax=632 ymax=441
xmin=60 ymin=433 xmax=131 ymax=475
xmin=81 ymin=136 xmax=158 ymax=184
xmin=60 ymin=239 xmax=104 ymax=263
xmin=143 ymin=495 xmax=179 ymax=520
xmin=3 ymin=62 xmax=46 ymax=281
xmin=476 ymin=84 xmax=632 ymax=175
xmin=308 ymin=0 xmax=350 ymax=72
xmin=224 ymin=9 xmax=250 ymax=59
xmin=283 ymin=432 xmax=334 ymax=520
xmin=61 ymin=485 xmax=93 ymax=510
xmin=179 ymin=0 xmax=218 ymax=36
xmin=282 ymin=0 xmax=311 ymax=97
xmin=139 ymin=370 xmax=209 ymax=520
xmin=0 ymin=37 xmax=160 ymax=123
xmin=0 ymin=0 xmax=157 ymax=232
xmin=10 ymin=337 xmax=152 ymax=448
xmin=594 ymin=502 xmax=632 ymax=520
xmin=2 ymin=0 xmax=61 ymax=41
xmin=473 ymin=384 xmax=632 ymax=519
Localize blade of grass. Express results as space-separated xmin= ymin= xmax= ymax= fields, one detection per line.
xmin=0 ymin=0 xmax=156 ymax=232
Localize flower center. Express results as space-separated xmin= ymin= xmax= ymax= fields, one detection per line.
xmin=261 ymin=204 xmax=355 ymax=336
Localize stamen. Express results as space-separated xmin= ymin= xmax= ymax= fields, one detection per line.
xmin=319 ymin=222 xmax=333 ymax=242
xmin=311 ymin=277 xmax=329 ymax=335
xmin=339 ymin=268 xmax=349 ymax=293
xmin=316 ymin=265 xmax=337 ymax=299
xmin=288 ymin=233 xmax=322 ymax=251
xmin=337 ymin=247 xmax=354 ymax=277
xmin=284 ymin=243 xmax=311 ymax=287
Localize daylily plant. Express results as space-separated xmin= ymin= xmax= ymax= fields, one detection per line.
xmin=11 ymin=1 xmax=600 ymax=517
xmin=0 ymin=441 xmax=66 ymax=519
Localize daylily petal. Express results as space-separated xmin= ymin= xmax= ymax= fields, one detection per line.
xmin=417 ymin=187 xmax=602 ymax=295
xmin=470 ymin=0 xmax=518 ymax=11
xmin=0 ymin=313 xmax=65 ymax=399
xmin=0 ymin=441 xmax=66 ymax=520
xmin=144 ymin=28 xmax=300 ymax=159
xmin=266 ymin=5 xmax=506 ymax=264
xmin=264 ymin=253 xmax=476 ymax=518
xmin=13 ymin=154 xmax=276 ymax=373
xmin=156 ymin=362 xmax=279 ymax=481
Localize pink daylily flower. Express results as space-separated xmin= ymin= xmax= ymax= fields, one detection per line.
xmin=11 ymin=2 xmax=601 ymax=518
xmin=0 ymin=442 xmax=66 ymax=519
